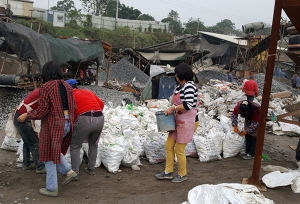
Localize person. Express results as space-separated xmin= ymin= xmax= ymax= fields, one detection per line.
xmin=291 ymin=73 xmax=300 ymax=89
xmin=242 ymin=75 xmax=258 ymax=101
xmin=13 ymin=88 xmax=45 ymax=174
xmin=66 ymin=79 xmax=105 ymax=176
xmin=227 ymin=71 xmax=234 ymax=82
xmin=231 ymin=100 xmax=260 ymax=160
xmin=17 ymin=61 xmax=77 ymax=197
xmin=155 ymin=63 xmax=198 ymax=183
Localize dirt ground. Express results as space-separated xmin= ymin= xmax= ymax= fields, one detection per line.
xmin=0 ymin=129 xmax=300 ymax=204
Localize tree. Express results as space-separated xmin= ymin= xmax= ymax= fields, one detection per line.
xmin=216 ymin=19 xmax=235 ymax=30
xmin=80 ymin=0 xmax=108 ymax=16
xmin=103 ymin=0 xmax=119 ymax=17
xmin=118 ymin=4 xmax=141 ymax=20
xmin=168 ymin=10 xmax=179 ymax=21
xmin=66 ymin=9 xmax=82 ymax=28
xmin=137 ymin=14 xmax=155 ymax=21
xmin=183 ymin=18 xmax=205 ymax=34
xmin=162 ymin=10 xmax=182 ymax=35
xmin=51 ymin=0 xmax=75 ymax=12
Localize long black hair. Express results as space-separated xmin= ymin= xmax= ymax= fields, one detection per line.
xmin=41 ymin=61 xmax=63 ymax=83
xmin=238 ymin=100 xmax=259 ymax=125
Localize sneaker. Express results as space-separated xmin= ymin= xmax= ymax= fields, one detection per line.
xmin=243 ymin=154 xmax=254 ymax=160
xmin=36 ymin=167 xmax=46 ymax=174
xmin=84 ymin=168 xmax=95 ymax=176
xmin=155 ymin=172 xmax=173 ymax=180
xmin=62 ymin=171 xmax=77 ymax=186
xmin=172 ymin=175 xmax=187 ymax=183
xmin=39 ymin=188 xmax=58 ymax=197
xmin=22 ymin=163 xmax=36 ymax=170
xmin=238 ymin=153 xmax=247 ymax=157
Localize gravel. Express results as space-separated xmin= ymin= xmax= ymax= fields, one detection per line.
xmin=237 ymin=73 xmax=300 ymax=96
xmin=196 ymin=70 xmax=228 ymax=82
xmin=98 ymin=59 xmax=149 ymax=85
xmin=0 ymin=86 xmax=28 ymax=129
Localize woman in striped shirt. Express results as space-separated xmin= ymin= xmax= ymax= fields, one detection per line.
xmin=156 ymin=63 xmax=198 ymax=183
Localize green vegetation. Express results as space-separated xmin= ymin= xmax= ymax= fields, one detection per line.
xmin=14 ymin=19 xmax=173 ymax=49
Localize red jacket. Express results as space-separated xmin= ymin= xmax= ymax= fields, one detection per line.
xmin=73 ymin=89 xmax=104 ymax=119
xmin=17 ymin=88 xmax=39 ymax=115
xmin=242 ymin=79 xmax=258 ymax=97
xmin=28 ymin=80 xmax=76 ymax=164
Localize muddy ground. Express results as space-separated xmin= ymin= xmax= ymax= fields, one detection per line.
xmin=0 ymin=129 xmax=299 ymax=204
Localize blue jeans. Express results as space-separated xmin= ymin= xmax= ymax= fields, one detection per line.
xmin=46 ymin=115 xmax=71 ymax=191
xmin=13 ymin=112 xmax=44 ymax=170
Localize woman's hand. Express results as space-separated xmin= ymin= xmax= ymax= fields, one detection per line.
xmin=164 ymin=106 xmax=175 ymax=116
xmin=17 ymin=113 xmax=28 ymax=122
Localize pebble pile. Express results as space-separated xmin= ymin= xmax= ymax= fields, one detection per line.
xmin=196 ymin=70 xmax=228 ymax=83
xmin=98 ymin=59 xmax=149 ymax=85
xmin=250 ymin=73 xmax=300 ymax=96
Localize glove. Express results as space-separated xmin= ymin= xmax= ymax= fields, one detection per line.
xmin=239 ymin=131 xmax=247 ymax=136
xmin=233 ymin=126 xmax=239 ymax=133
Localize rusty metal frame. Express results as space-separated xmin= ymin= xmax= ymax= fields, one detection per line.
xmin=277 ymin=110 xmax=300 ymax=126
xmin=242 ymin=0 xmax=300 ymax=191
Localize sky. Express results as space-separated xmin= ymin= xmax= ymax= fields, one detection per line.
xmin=33 ymin=0 xmax=289 ymax=30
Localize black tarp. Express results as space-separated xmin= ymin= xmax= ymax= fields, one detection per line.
xmin=0 ymin=21 xmax=104 ymax=70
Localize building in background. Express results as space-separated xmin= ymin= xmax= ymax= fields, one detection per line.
xmin=0 ymin=0 xmax=33 ymax=19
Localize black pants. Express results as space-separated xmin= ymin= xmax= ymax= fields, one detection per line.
xmin=245 ymin=134 xmax=256 ymax=157
xmin=246 ymin=95 xmax=254 ymax=101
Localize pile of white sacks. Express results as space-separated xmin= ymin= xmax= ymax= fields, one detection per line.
xmin=3 ymin=78 xmax=300 ymax=174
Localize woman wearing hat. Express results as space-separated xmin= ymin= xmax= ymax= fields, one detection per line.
xmin=231 ymin=100 xmax=260 ymax=160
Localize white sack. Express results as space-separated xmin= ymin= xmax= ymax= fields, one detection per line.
xmin=1 ymin=136 xmax=21 ymax=151
xmin=185 ymin=140 xmax=198 ymax=158
xmin=187 ymin=183 xmax=274 ymax=204
xmin=144 ymin=137 xmax=166 ymax=164
xmin=100 ymin=144 xmax=125 ymax=173
xmin=5 ymin=113 xmax=20 ymax=138
xmin=223 ymin=132 xmax=245 ymax=158
xmin=262 ymin=170 xmax=300 ymax=188
xmin=291 ymin=177 xmax=300 ymax=193
xmin=194 ymin=128 xmax=223 ymax=162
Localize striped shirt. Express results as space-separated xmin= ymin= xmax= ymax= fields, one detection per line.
xmin=174 ymin=81 xmax=198 ymax=110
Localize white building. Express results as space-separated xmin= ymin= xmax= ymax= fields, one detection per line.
xmin=0 ymin=0 xmax=33 ymax=18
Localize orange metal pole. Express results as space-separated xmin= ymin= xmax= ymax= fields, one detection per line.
xmin=242 ymin=0 xmax=283 ymax=191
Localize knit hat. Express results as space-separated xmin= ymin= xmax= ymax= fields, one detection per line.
xmin=238 ymin=100 xmax=250 ymax=114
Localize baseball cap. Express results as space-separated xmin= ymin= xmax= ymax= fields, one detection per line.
xmin=66 ymin=79 xmax=78 ymax=86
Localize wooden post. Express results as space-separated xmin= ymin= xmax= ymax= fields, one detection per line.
xmin=105 ymin=50 xmax=112 ymax=83
xmin=138 ymin=54 xmax=141 ymax=70
xmin=0 ymin=47 xmax=8 ymax=74
xmin=95 ymin=64 xmax=99 ymax=86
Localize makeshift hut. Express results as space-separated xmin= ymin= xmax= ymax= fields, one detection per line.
xmin=141 ymin=65 xmax=176 ymax=101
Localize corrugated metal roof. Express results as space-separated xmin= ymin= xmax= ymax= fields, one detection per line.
xmin=198 ymin=31 xmax=247 ymax=46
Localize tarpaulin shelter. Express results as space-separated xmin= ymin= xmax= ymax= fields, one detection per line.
xmin=0 ymin=21 xmax=104 ymax=70
xmin=141 ymin=65 xmax=176 ymax=101
xmin=199 ymin=31 xmax=247 ymax=65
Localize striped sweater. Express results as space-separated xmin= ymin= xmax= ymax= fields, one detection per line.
xmin=174 ymin=81 xmax=198 ymax=110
